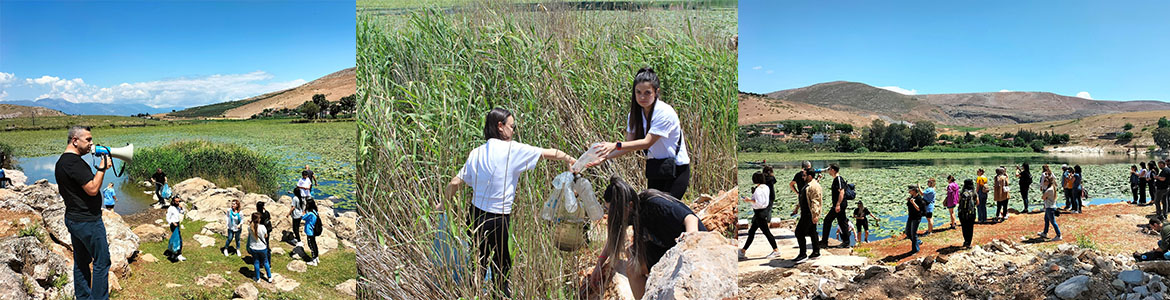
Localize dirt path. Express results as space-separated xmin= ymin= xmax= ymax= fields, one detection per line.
xmin=858 ymin=202 xmax=1161 ymax=264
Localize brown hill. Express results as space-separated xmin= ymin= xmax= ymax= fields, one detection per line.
xmin=221 ymin=68 xmax=355 ymax=119
xmin=738 ymin=92 xmax=876 ymax=127
xmin=765 ymin=81 xmax=1170 ymax=127
xmin=0 ymin=104 xmax=66 ymax=119
xmin=982 ymin=109 xmax=1170 ymax=152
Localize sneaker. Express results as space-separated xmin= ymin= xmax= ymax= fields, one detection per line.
xmin=266 ymin=277 xmax=274 ymax=283
xmin=1037 ymin=233 xmax=1048 ymax=239
xmin=792 ymin=254 xmax=808 ymax=263
xmin=738 ymin=249 xmax=747 ymax=261
xmin=177 ymin=255 xmax=187 ymax=261
xmin=1051 ymin=236 xmax=1062 ymax=242
xmin=766 ymin=250 xmax=782 ymax=259
xmin=255 ymin=278 xmax=262 ymax=283
xmin=809 ymin=252 xmax=821 ymax=259
xmin=308 ymin=259 xmax=318 ymax=266
xmin=222 ymin=249 xmax=229 ymax=257
xmin=235 ymin=250 xmax=241 ymax=256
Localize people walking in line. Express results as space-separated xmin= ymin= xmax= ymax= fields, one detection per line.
xmin=1017 ymin=164 xmax=1033 ymax=213
xmin=740 ymin=172 xmax=780 ymax=260
xmin=905 ymin=185 xmax=925 ymax=254
xmin=56 ymin=126 xmax=113 ymax=299
xmin=976 ymin=169 xmax=989 ymax=223
xmin=793 ymin=170 xmax=822 ymax=262
xmin=1038 ymin=165 xmax=1062 ymax=242
xmin=945 ymin=175 xmax=960 ymax=229
xmin=958 ymin=179 xmax=978 ymax=249
xmin=820 ymin=164 xmax=851 ymax=248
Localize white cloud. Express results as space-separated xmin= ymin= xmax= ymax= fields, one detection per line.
xmin=765 ymin=70 xmax=774 ymax=74
xmin=11 ymin=71 xmax=306 ymax=108
xmin=1076 ymin=91 xmax=1092 ymax=99
xmin=752 ymin=66 xmax=762 ymax=70
xmin=0 ymin=72 xmax=14 ymax=85
xmin=999 ymin=89 xmax=1012 ymax=93
xmin=877 ymin=86 xmax=918 ymax=95
xmin=0 ymin=90 xmax=7 ymax=100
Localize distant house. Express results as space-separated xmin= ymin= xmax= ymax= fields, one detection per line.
xmin=1005 ymin=138 xmax=1015 ymax=142
xmin=811 ymin=133 xmax=828 ymax=144
xmin=802 ymin=125 xmax=813 ymax=130
xmin=775 ymin=124 xmax=785 ymax=129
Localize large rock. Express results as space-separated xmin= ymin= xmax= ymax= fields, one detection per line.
xmin=642 ymin=232 xmax=737 ymax=300
xmin=0 ymin=267 xmax=30 ymax=300
xmin=335 ymin=279 xmax=357 ymax=297
xmin=1138 ymin=261 xmax=1170 ymax=277
xmin=201 ymin=221 xmax=226 ymax=236
xmin=101 ymin=210 xmax=141 ymax=276
xmin=690 ymin=190 xmax=738 ymax=234
xmin=193 ymin=234 xmax=216 ymax=247
xmin=1055 ymin=275 xmax=1090 ymax=300
xmin=0 ymin=236 xmax=72 ymax=300
xmin=173 ymin=178 xmax=216 ymax=201
xmin=1 ymin=169 xmax=28 ymax=189
xmin=187 ymin=188 xmax=245 ymax=222
xmin=334 ymin=215 xmax=357 ymax=241
xmin=234 ymin=282 xmax=259 ymax=300
xmin=1120 ymin=269 xmax=1148 ymax=285
xmin=133 ymin=224 xmax=167 ymax=242
xmin=287 ymin=260 xmax=307 ymax=273
xmin=196 ymin=274 xmax=228 ymax=288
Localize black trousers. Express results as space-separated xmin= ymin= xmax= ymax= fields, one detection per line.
xmin=820 ymin=205 xmax=850 ymax=246
xmin=795 ymin=218 xmax=820 ymax=256
xmin=647 ymin=164 xmax=690 ymax=200
xmin=1020 ymin=187 xmax=1030 ymax=211
xmin=1139 ymin=181 xmax=1147 ymax=203
xmin=470 ymin=206 xmax=511 ymax=297
xmin=960 ymin=215 xmax=975 ymax=247
xmin=995 ymin=200 xmax=1009 ymax=219
xmin=292 ymin=217 xmax=302 ymax=242
xmin=743 ymin=209 xmax=777 ymax=250
xmin=306 ymin=235 xmax=318 ymax=260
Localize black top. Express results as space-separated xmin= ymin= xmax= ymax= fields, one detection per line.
xmin=1131 ymin=171 xmax=1141 ymax=185
xmin=791 ymin=171 xmax=807 ymax=193
xmin=764 ymin=174 xmax=777 ymax=210
xmin=640 ymin=195 xmax=707 ymax=249
xmin=798 ymin=186 xmax=812 ymax=220
xmin=56 ymin=153 xmax=102 ymax=222
xmin=853 ymin=207 xmax=869 ymax=219
xmin=1020 ymin=171 xmax=1032 ymax=186
xmin=830 ymin=176 xmax=848 ymax=209
xmin=1159 ymin=167 xmax=1170 ymax=189
xmin=152 ymin=171 xmax=167 ymax=184
xmin=907 ymin=195 xmax=925 ymax=219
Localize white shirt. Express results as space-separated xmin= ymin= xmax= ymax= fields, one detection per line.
xmin=166 ymin=205 xmax=184 ymax=224
xmin=456 ymin=138 xmax=544 ymax=215
xmin=626 ymin=100 xmax=690 ymax=165
xmin=291 ymin=195 xmax=305 ymax=219
xmin=297 ymin=177 xmax=313 ymax=198
xmin=751 ymin=184 xmax=770 ymax=210
xmin=248 ymin=225 xmax=268 ymax=250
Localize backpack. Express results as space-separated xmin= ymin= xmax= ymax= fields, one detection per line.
xmin=840 ymin=177 xmax=857 ymax=201
xmin=1063 ymin=173 xmax=1075 ymax=189
xmin=311 ymin=212 xmax=323 ymax=237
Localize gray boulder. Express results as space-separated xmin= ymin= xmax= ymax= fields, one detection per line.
xmin=642 ymin=232 xmax=737 ymax=300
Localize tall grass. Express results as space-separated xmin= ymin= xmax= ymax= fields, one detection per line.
xmin=357 ymin=1 xmax=736 ymax=299
xmin=128 ymin=140 xmax=281 ymax=195
xmin=0 ymin=142 xmax=13 ymax=169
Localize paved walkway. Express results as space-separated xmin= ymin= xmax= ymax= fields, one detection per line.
xmin=737 ymin=225 xmax=869 ymax=274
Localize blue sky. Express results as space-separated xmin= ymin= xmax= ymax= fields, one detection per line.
xmin=739 ymin=0 xmax=1170 ymax=101
xmin=0 ymin=1 xmax=355 ymax=108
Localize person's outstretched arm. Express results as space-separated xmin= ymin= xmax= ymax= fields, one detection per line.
xmin=541 ymin=148 xmax=577 ymax=169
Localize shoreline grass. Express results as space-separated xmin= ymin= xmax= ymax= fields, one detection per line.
xmin=357 ymin=2 xmax=736 ymax=298
xmin=127 ymin=140 xmax=282 ymax=197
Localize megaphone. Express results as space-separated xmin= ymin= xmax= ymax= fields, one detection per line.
xmin=94 ymin=144 xmax=134 ymax=162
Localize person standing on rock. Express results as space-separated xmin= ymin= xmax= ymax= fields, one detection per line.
xmin=586 ymin=67 xmax=692 ymax=200
xmin=303 ymin=200 xmax=321 ymax=266
xmin=247 ymin=212 xmax=273 ymax=282
xmin=102 ymin=183 xmax=117 ymax=211
xmin=587 ymin=175 xmax=705 ymax=299
xmin=820 ymin=164 xmax=851 ymax=248
xmin=222 ymin=199 xmax=243 ymax=256
xmin=905 ymin=185 xmax=925 ymax=254
xmin=993 ymin=167 xmax=1012 ymax=222
xmin=151 ymin=168 xmax=168 ymax=207
xmin=290 ymin=170 xmax=312 ymax=245
xmin=1017 ymin=163 xmax=1033 ymax=213
xmin=443 ymin=107 xmax=577 ymax=298
xmin=56 ymin=125 xmax=113 ymax=300
xmin=976 ymin=169 xmax=989 ymax=223
xmin=945 ymin=175 xmax=960 ymax=229
xmin=740 ymin=171 xmax=779 ymax=260
xmin=1038 ymin=165 xmax=1062 ymax=242
xmin=958 ymin=179 xmax=978 ymax=249
xmin=165 ymin=196 xmax=187 ymax=262
xmin=793 ymin=170 xmax=822 ymax=263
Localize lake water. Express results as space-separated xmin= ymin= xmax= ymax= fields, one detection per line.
xmin=15 ymin=154 xmax=343 ymax=215
xmin=740 ymin=153 xmax=1157 ymax=245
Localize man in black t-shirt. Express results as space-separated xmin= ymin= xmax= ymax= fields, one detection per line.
xmin=151 ymin=168 xmax=168 ymax=206
xmin=1158 ymin=161 xmax=1170 ymax=220
xmin=55 ymin=126 xmax=113 ymax=300
xmin=820 ymin=164 xmax=851 ymax=248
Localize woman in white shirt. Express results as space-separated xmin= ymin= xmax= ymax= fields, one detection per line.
xmin=442 ymin=107 xmax=576 ymax=297
xmin=247 ymin=212 xmax=272 ymax=283
xmin=588 ymin=67 xmax=691 ymax=200
xmin=739 ymin=171 xmax=779 ymax=260
xmin=165 ymin=197 xmax=186 ymax=262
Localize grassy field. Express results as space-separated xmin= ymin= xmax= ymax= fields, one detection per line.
xmin=167 ymin=99 xmax=262 ymax=118
xmin=738 ymin=151 xmax=1046 ymax=163
xmin=357 ymin=2 xmax=736 ymax=298
xmin=0 ymin=115 xmax=179 ymax=131
xmin=738 ymin=152 xmax=1141 ymax=239
xmin=358 ymin=0 xmax=736 ymax=10
xmin=0 ymin=119 xmax=355 ymax=208
xmin=117 ymin=220 xmax=356 ymax=299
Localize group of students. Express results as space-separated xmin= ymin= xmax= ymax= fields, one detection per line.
xmin=1128 ymin=159 xmax=1170 ymax=220
xmin=442 ymin=67 xmax=700 ymax=298
xmin=739 ymin=162 xmax=855 ymax=262
xmin=161 ymin=168 xmax=326 ymax=283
